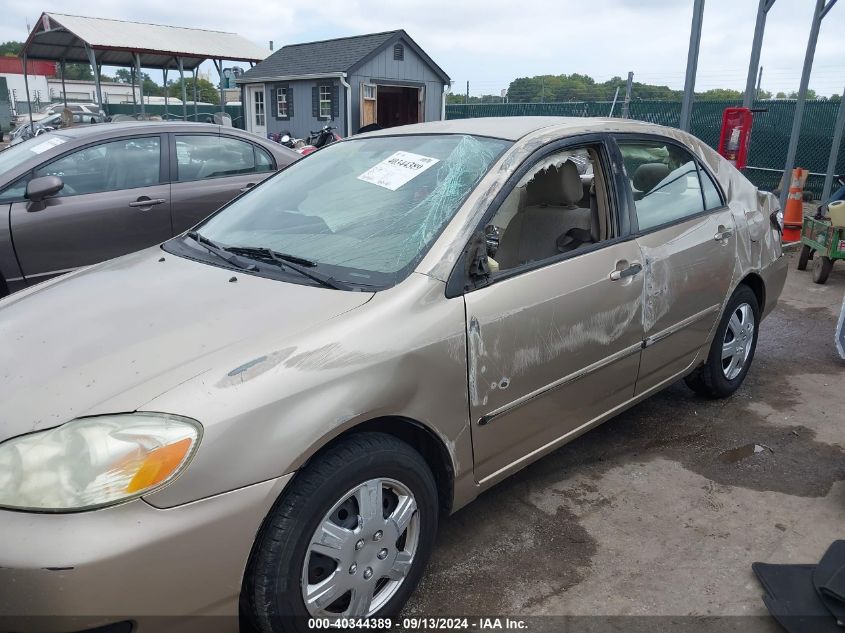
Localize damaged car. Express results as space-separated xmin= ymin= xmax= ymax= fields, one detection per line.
xmin=0 ymin=117 xmax=787 ymax=633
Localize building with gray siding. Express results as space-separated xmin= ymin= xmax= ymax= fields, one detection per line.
xmin=237 ymin=30 xmax=450 ymax=141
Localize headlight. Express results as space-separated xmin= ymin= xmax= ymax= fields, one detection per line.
xmin=0 ymin=413 xmax=201 ymax=512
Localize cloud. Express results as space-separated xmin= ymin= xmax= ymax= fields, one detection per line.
xmin=2 ymin=0 xmax=842 ymax=97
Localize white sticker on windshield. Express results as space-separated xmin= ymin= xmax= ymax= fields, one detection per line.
xmin=29 ymin=137 xmax=66 ymax=154
xmin=357 ymin=151 xmax=440 ymax=191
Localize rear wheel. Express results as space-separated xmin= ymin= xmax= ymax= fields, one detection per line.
xmin=812 ymin=256 xmax=833 ymax=284
xmin=244 ymin=433 xmax=438 ymax=633
xmin=685 ymin=285 xmax=759 ymax=399
xmin=797 ymin=244 xmax=812 ymax=270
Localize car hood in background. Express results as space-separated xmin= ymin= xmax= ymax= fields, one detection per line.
xmin=0 ymin=247 xmax=373 ymax=442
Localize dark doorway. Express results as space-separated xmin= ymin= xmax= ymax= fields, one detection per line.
xmin=377 ymin=85 xmax=420 ymax=128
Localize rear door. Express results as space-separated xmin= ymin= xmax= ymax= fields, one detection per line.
xmin=613 ymin=136 xmax=736 ymax=395
xmin=10 ymin=134 xmax=171 ymax=282
xmin=168 ymin=133 xmax=277 ymax=233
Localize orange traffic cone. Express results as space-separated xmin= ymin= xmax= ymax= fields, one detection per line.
xmin=782 ymin=167 xmax=806 ymax=242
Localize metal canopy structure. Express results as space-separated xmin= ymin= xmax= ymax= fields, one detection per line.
xmin=18 ymin=12 xmax=268 ymax=122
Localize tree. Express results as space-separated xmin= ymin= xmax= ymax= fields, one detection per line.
xmin=831 ymin=93 xmax=842 ymax=103
xmin=167 ymin=77 xmax=219 ymax=104
xmin=775 ymin=91 xmax=787 ymax=99
xmin=697 ymin=88 xmax=742 ymax=100
xmin=114 ymin=68 xmax=133 ymax=84
xmin=0 ymin=40 xmax=22 ymax=56
xmin=788 ymin=89 xmax=817 ymax=100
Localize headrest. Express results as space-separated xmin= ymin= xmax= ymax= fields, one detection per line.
xmin=633 ymin=163 xmax=671 ymax=194
xmin=525 ymin=160 xmax=584 ymax=207
xmin=559 ymin=160 xmax=583 ymax=206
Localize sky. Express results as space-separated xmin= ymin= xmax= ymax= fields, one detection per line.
xmin=3 ymin=0 xmax=844 ymax=99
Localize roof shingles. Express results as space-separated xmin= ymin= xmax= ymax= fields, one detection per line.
xmin=240 ymin=31 xmax=399 ymax=80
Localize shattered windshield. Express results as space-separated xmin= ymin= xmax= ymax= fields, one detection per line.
xmin=195 ymin=134 xmax=511 ymax=288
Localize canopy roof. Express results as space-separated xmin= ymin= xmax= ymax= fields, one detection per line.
xmin=20 ymin=12 xmax=269 ymax=70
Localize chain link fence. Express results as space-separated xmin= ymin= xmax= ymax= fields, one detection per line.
xmin=445 ymin=99 xmax=845 ymax=199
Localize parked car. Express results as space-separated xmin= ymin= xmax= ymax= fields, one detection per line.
xmin=0 ymin=118 xmax=787 ymax=632
xmin=0 ymin=122 xmax=299 ymax=297
xmin=13 ymin=102 xmax=106 ymax=126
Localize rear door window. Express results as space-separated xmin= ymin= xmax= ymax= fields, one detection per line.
xmin=33 ymin=137 xmax=161 ymax=196
xmin=175 ymin=135 xmax=268 ymax=182
xmin=618 ymin=140 xmax=711 ymax=231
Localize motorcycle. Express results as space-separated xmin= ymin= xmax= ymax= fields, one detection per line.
xmin=298 ymin=125 xmax=342 ymax=156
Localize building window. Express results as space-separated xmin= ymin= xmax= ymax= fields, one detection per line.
xmin=363 ymin=84 xmax=376 ymax=100
xmin=254 ymin=90 xmax=265 ymax=127
xmin=393 ymin=43 xmax=404 ymax=61
xmin=276 ymin=87 xmax=287 ymax=118
xmin=319 ymin=85 xmax=332 ymax=119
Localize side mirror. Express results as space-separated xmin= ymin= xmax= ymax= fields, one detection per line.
xmin=464 ymin=231 xmax=491 ymax=288
xmin=26 ymin=175 xmax=64 ymax=210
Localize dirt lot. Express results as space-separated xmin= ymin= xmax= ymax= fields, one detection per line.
xmin=406 ymin=250 xmax=845 ymax=629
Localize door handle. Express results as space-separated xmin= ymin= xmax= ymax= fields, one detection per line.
xmin=239 ymin=183 xmax=256 ymax=193
xmin=609 ymin=262 xmax=642 ymax=281
xmin=714 ymin=227 xmax=733 ymax=241
xmin=129 ymin=198 xmax=166 ymax=208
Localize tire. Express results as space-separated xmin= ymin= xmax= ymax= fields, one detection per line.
xmin=244 ymin=432 xmax=438 ymax=633
xmin=685 ymin=284 xmax=760 ymax=399
xmin=812 ymin=255 xmax=833 ymax=284
xmin=797 ymin=245 xmax=812 ymax=270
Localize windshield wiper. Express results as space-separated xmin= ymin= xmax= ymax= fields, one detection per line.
xmin=185 ymin=231 xmax=257 ymax=271
xmin=225 ymin=246 xmax=352 ymax=291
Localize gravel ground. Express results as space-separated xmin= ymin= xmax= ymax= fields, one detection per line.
xmin=406 ymin=250 xmax=845 ymax=630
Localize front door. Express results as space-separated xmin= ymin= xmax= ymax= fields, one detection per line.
xmin=465 ymin=141 xmax=644 ymax=483
xmin=361 ymin=83 xmax=377 ymax=128
xmin=10 ymin=135 xmax=172 ymax=283
xmin=613 ymin=137 xmax=736 ymax=394
xmin=247 ymin=85 xmax=267 ymax=137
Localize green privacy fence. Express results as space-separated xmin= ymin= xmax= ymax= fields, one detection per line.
xmin=446 ymin=100 xmax=845 ymax=198
xmin=103 ymin=103 xmax=246 ymax=130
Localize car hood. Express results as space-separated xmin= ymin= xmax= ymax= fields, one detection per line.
xmin=0 ymin=247 xmax=372 ymax=441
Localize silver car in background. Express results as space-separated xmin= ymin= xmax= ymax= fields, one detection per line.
xmin=0 ymin=117 xmax=787 ymax=633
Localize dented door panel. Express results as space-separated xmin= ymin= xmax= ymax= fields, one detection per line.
xmin=466 ymin=241 xmax=644 ymax=483
xmin=634 ymin=209 xmax=736 ymax=394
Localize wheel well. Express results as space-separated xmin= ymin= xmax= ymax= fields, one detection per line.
xmin=313 ymin=417 xmax=455 ymax=515
xmin=739 ymin=273 xmax=765 ymax=313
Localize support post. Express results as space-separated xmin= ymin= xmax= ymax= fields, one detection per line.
xmin=177 ymin=58 xmax=187 ymax=121
xmin=780 ymin=0 xmax=837 ymax=211
xmin=822 ymin=84 xmax=845 ymax=202
xmin=465 ymin=81 xmax=469 ymax=105
xmin=130 ymin=65 xmax=137 ymax=114
xmin=679 ymin=0 xmax=705 ymax=132
xmin=609 ymin=86 xmax=620 ymax=117
xmin=193 ymin=67 xmax=198 ymax=121
xmin=84 ymin=44 xmax=103 ymax=112
xmin=213 ymin=59 xmax=225 ymax=114
xmin=744 ymin=0 xmax=776 ymax=108
xmin=135 ymin=53 xmax=145 ymax=117
xmin=163 ymin=67 xmax=169 ymax=118
xmin=60 ymin=59 xmax=67 ymax=107
xmin=22 ymin=54 xmax=33 ymax=127
xmin=755 ymin=65 xmax=763 ymax=99
xmin=622 ymin=71 xmax=633 ymax=119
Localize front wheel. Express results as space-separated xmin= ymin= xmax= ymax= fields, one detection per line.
xmin=244 ymin=433 xmax=438 ymax=632
xmin=685 ymin=285 xmax=760 ymax=399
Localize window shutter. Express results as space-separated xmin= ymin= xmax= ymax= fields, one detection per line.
xmin=332 ymin=85 xmax=340 ymax=119
xmin=312 ymin=86 xmax=318 ymax=117
xmin=275 ymin=87 xmax=282 ymax=119
xmin=288 ymin=85 xmax=294 ymax=118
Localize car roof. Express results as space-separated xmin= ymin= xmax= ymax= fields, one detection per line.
xmin=357 ymin=116 xmax=675 ymax=142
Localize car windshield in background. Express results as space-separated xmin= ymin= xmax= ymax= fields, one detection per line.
xmin=179 ymin=134 xmax=511 ymax=288
xmin=0 ymin=133 xmax=70 ymax=174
